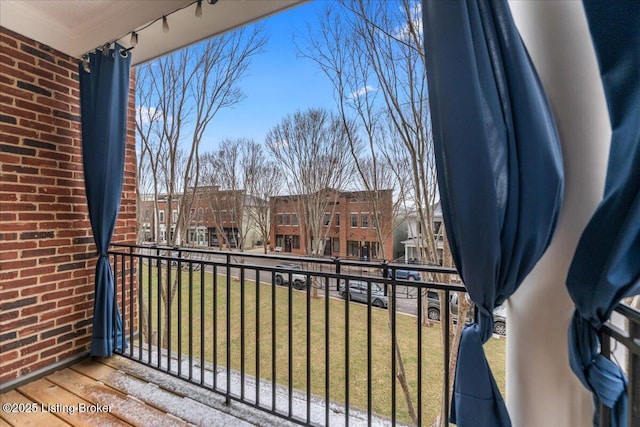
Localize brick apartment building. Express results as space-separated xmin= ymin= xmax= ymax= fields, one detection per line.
xmin=270 ymin=189 xmax=394 ymax=259
xmin=139 ymin=187 xmax=264 ymax=249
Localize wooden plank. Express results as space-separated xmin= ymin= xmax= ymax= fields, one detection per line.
xmin=0 ymin=390 xmax=70 ymax=427
xmin=17 ymin=378 xmax=128 ymax=427
xmin=72 ymin=360 xmax=252 ymax=426
xmin=47 ymin=367 xmax=188 ymax=427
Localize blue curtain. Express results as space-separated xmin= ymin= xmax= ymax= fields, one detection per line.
xmin=566 ymin=2 xmax=640 ymax=426
xmin=79 ymin=45 xmax=131 ymax=357
xmin=422 ymin=1 xmax=564 ymax=425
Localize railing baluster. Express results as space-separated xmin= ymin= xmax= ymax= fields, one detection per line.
xmin=177 ymin=250 xmax=182 ymax=377
xmin=226 ymin=252 xmax=231 ymax=405
xmin=367 ymin=278 xmax=372 ymax=427
xmin=213 ymin=263 xmax=218 ymax=391
xmin=629 ymin=316 xmax=639 ymax=426
xmin=345 ymin=277 xmax=350 ymax=427
xmin=156 ymin=255 xmax=161 ymax=370
xmin=306 ymin=272 xmax=311 ymax=425
xmin=129 ymin=247 xmax=134 ymax=358
xmin=200 ymin=261 xmax=205 ymax=386
xmin=288 ymin=269 xmax=293 ymax=418
xmin=443 ymin=289 xmax=451 ymax=423
xmin=391 ymin=282 xmax=396 ymax=427
xmin=325 ymin=274 xmax=330 ymax=426
xmin=241 ymin=266 xmax=246 ymax=401
xmin=188 ymin=261 xmax=194 ymax=381
xmin=417 ymin=286 xmax=423 ymax=426
xmin=599 ymin=327 xmax=611 ymax=426
xmin=120 ymin=252 xmax=125 ymax=354
xmin=255 ymin=269 xmax=261 ymax=408
xmin=272 ymin=269 xmax=277 ymax=412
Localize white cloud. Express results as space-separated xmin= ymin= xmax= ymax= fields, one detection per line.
xmin=393 ymin=2 xmax=423 ymax=42
xmin=136 ymin=105 xmax=162 ymax=125
xmin=348 ymin=85 xmax=378 ymax=99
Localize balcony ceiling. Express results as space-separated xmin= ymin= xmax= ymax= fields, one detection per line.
xmin=0 ymin=0 xmax=306 ymax=66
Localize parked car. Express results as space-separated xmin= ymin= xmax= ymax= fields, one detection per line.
xmin=426 ymin=291 xmax=506 ymax=335
xmin=339 ymin=280 xmax=388 ymax=308
xmin=274 ymin=263 xmax=308 ymax=290
xmin=394 ymin=269 xmax=421 ymax=280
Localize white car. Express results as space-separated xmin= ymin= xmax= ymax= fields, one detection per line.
xmin=274 ymin=263 xmax=308 ymax=290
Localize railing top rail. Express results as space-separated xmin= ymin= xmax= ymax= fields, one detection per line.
xmin=109 ymin=242 xmax=458 ymax=275
xmin=108 ymin=243 xmax=466 ymax=293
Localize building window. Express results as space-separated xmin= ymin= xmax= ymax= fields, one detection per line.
xmin=324 ymin=213 xmax=331 ymax=226
xmin=361 ymin=214 xmax=368 ymax=228
xmin=292 ymin=214 xmax=298 ymax=226
xmin=350 ymin=214 xmax=358 ymax=227
xmin=160 ymin=230 xmax=166 ymax=242
xmin=335 ymin=213 xmax=340 ymax=226
xmin=159 ymin=211 xmax=165 ymax=223
xmin=144 ymin=209 xmax=150 ymax=220
xmin=347 ymin=240 xmax=359 ymax=257
xmin=277 ymin=214 xmax=283 ymax=226
xmin=285 ymin=213 xmax=291 ymax=226
xmin=173 ymin=210 xmax=178 ymax=222
xmin=292 ymin=235 xmax=300 ymax=249
xmin=332 ymin=237 xmax=340 ymax=252
xmin=198 ymin=208 xmax=204 ymax=221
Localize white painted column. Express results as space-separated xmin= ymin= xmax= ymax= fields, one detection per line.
xmin=506 ymin=2 xmax=610 ymax=426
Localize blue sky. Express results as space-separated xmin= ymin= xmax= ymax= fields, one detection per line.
xmin=200 ymin=2 xmax=335 ymax=152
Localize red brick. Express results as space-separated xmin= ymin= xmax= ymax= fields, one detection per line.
xmin=20 ymin=338 xmax=56 ymax=357
xmin=20 ymin=282 xmax=57 ymax=297
xmin=0 ymin=83 xmax=34 ymax=101
xmin=0 ymin=123 xmax=38 ymax=138
xmin=1 ymin=355 xmax=38 ymax=377
xmin=0 ymin=105 xmax=37 ymax=121
xmin=0 ymin=45 xmax=36 ymax=65
xmin=1 ymin=64 xmax=35 ymax=83
xmin=18 ymin=117 xmax=55 ymax=132
xmin=40 ymin=307 xmax=73 ymax=323
xmin=17 ymin=61 xmax=54 ymax=80
xmin=14 ymin=98 xmax=51 ymax=114
xmin=0 ymin=350 xmax=19 ymax=365
xmin=18 ymin=265 xmax=56 ymax=278
xmin=39 ymin=78 xmax=69 ymax=94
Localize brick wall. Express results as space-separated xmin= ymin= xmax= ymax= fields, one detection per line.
xmin=0 ymin=27 xmax=137 ymax=384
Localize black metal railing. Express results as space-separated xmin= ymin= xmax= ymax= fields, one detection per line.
xmin=109 ymin=243 xmax=472 ymax=426
xmin=109 ymin=243 xmax=640 ymax=425
xmin=599 ymin=302 xmax=640 ymax=426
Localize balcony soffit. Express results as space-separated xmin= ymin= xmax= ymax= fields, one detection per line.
xmin=0 ymin=0 xmax=306 ymax=66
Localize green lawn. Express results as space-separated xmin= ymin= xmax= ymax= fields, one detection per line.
xmin=137 ymin=265 xmax=505 ymax=424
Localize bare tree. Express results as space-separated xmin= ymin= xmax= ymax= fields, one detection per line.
xmin=302 ymin=2 xmax=462 ymax=425
xmin=199 ymin=139 xmax=282 ymax=254
xmin=200 ymin=143 xmax=246 ymax=250
xmin=241 ymin=142 xmax=284 ymax=253
xmin=135 ymin=25 xmax=266 ymax=348
xmin=265 ymin=108 xmax=354 ymax=257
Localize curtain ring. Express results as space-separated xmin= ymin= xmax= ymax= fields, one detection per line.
xmin=119 ymin=48 xmax=129 ymax=59
xmin=81 ymin=55 xmax=91 ymax=73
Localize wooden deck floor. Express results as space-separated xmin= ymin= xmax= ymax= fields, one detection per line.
xmin=0 ymin=356 xmax=295 ymax=427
